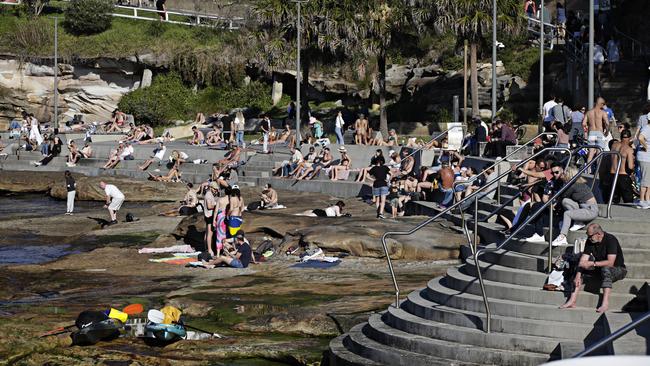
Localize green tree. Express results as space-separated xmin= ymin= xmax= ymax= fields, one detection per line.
xmin=432 ymin=0 xmax=522 ymax=117
xmin=63 ymin=0 xmax=114 ymax=36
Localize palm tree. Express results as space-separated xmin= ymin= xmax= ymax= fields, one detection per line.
xmin=433 ymin=0 xmax=522 ymax=117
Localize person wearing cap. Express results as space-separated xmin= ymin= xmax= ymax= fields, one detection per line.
xmin=329 ymin=147 xmax=352 ymax=180
xmin=610 ymin=129 xmax=635 ymax=203
xmin=203 ymin=231 xmax=253 ymax=269
xmin=203 ymin=182 xmax=218 ymax=257
xmin=260 ymin=183 xmax=278 ymax=209
xmin=227 ymin=185 xmax=244 ymax=237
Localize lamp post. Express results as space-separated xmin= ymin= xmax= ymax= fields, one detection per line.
xmin=52 ymin=17 xmax=59 ymax=135
xmin=538 ymin=1 xmax=545 ymax=133
xmin=491 ymin=0 xmax=497 ymax=120
xmin=588 ymin=0 xmax=594 ymax=108
xmin=292 ymin=0 xmax=309 ymax=145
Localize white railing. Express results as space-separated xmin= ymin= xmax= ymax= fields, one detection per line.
xmin=0 ymin=0 xmax=21 ymax=5
xmin=112 ymin=5 xmax=245 ymax=30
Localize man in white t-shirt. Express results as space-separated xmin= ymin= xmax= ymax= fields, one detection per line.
xmin=119 ymin=142 xmax=135 ymax=160
xmin=100 ymin=181 xmax=125 ymax=225
xmin=543 ymin=95 xmax=558 ymax=125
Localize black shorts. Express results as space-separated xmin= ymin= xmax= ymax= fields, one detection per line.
xmin=204 ymin=215 xmax=212 ymax=225
xmin=312 ymin=209 xmax=327 ymax=217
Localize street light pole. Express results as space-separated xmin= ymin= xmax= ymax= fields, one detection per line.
xmin=491 ymin=0 xmax=497 ymax=120
xmin=588 ymin=0 xmax=594 ymax=108
xmin=293 ymin=0 xmax=309 ymax=145
xmin=538 ymin=1 xmax=545 ymax=132
xmin=54 ymin=17 xmax=59 ymax=134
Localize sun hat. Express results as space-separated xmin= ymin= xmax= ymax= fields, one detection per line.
xmin=209 ymin=181 xmax=219 ymax=189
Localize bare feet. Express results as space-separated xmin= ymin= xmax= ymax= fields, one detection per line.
xmin=596 ymin=304 xmax=608 ymax=313
xmin=559 ymin=302 xmax=576 ymax=309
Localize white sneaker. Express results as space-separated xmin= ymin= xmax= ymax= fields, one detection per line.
xmin=525 ymin=233 xmax=545 ymax=242
xmin=154 ymin=169 xmax=160 ymax=172
xmin=552 ymin=235 xmax=568 ymax=247
xmin=32 ymin=161 xmax=42 ymax=166
xmin=569 ymin=224 xmax=585 ymax=232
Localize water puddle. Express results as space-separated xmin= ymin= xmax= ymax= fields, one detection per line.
xmin=0 ymin=244 xmax=81 ymax=265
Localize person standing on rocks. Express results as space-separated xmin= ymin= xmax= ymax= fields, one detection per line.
xmin=335 ymin=111 xmax=346 ymax=145
xmin=560 ymin=223 xmax=626 ymax=313
xmin=65 ymin=171 xmax=76 ymax=215
xmin=203 ymin=182 xmax=218 ymax=257
xmin=100 ymin=181 xmax=124 ymax=225
xmin=156 ymin=0 xmax=167 ymax=21
xmin=227 ymin=185 xmax=244 ymax=237
xmin=369 ymin=156 xmax=390 ymax=219
xmin=261 ymin=114 xmax=271 ymax=154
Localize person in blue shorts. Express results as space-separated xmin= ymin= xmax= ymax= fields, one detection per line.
xmin=204 ymin=231 xmax=254 ymax=268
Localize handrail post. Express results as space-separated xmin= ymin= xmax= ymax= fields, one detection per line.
xmin=473 ymin=196 xmax=479 ymax=253
xmin=496 ymin=163 xmax=501 ymax=203
xmin=548 ymin=203 xmax=554 ymax=273
xmin=591 ymin=153 xmax=603 ymax=191
xmin=608 ymin=153 xmax=622 ymax=219
xmin=134 ymin=8 xmax=137 ymax=17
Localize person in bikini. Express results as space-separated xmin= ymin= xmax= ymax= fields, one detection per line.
xmin=355 ymin=114 xmax=368 ymax=145
xmin=227 ymin=185 xmax=244 ymax=238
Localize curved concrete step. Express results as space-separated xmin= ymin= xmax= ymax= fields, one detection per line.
xmin=345 ymin=323 xmax=478 ymax=366
xmin=383 ymin=306 xmax=576 ymax=356
xmin=328 ymin=334 xmax=381 ymax=366
xmin=364 ymin=313 xmax=551 ymax=366
xmin=567 ymin=230 xmax=650 ymax=250
xmin=463 ymin=257 xmax=649 ymax=296
xmin=429 ymin=270 xmax=632 ymax=321
xmin=403 ymin=287 xmax=597 ymax=339
xmin=443 ymin=266 xmax=639 ymax=309
xmin=481 ymin=248 xmax=650 ymax=278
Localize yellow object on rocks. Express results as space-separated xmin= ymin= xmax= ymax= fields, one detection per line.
xmin=107 ymin=308 xmax=128 ymax=323
xmin=161 ymin=305 xmax=182 ymax=325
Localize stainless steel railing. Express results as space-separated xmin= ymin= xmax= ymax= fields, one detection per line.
xmin=574 ymin=310 xmax=650 ymax=357
xmin=401 ymin=125 xmax=463 ymax=162
xmin=472 ymin=150 xmax=621 ymax=333
xmin=380 ymin=145 xmax=570 ymax=308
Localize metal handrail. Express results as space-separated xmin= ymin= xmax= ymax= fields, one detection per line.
xmin=473 ymin=150 xmax=621 ymax=333
xmin=453 ymin=131 xmax=558 ymax=204
xmin=574 ymin=310 xmax=650 ymax=357
xmin=380 ymin=146 xmax=570 ymax=308
xmin=613 ymin=27 xmax=650 ymax=58
xmin=402 ymin=125 xmax=463 ymax=161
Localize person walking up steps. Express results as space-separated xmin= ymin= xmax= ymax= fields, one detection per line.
xmin=65 ymin=171 xmax=76 ymax=215
xmin=100 ymin=181 xmax=124 ymax=225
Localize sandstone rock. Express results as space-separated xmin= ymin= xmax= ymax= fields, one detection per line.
xmin=25 ymin=63 xmax=55 ymax=77
xmin=141 ymin=69 xmax=153 ymax=88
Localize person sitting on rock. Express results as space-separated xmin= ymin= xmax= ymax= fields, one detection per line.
xmin=355 ymin=149 xmax=384 ymax=183
xmin=80 ymin=142 xmax=93 ymax=159
xmin=213 ymin=145 xmax=242 ymax=178
xmin=160 ymin=182 xmax=199 ymax=216
xmin=169 ymin=150 xmax=189 ymax=167
xmin=560 ymin=223 xmax=626 ymax=313
xmin=259 ymin=183 xmax=278 ymax=209
xmin=188 ymin=126 xmax=205 ymax=145
xmin=297 ymin=200 xmax=347 ymax=217
xmin=330 ymin=147 xmax=352 ymax=181
xmin=67 ymin=140 xmax=81 ymax=167
xmin=102 ymin=143 xmax=123 ymax=169
xmin=33 ymin=136 xmax=62 ymax=167
xmin=299 ymin=147 xmax=333 ymax=180
xmin=202 ymin=231 xmax=254 ymax=269
xmin=105 ymin=109 xmax=125 ymax=133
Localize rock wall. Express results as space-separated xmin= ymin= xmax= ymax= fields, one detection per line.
xmin=0 ymin=58 xmax=140 ymax=126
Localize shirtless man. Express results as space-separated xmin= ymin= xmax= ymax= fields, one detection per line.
xmin=260 ymin=183 xmax=278 ymax=208
xmin=189 ymin=126 xmax=205 ymax=145
xmin=227 ymin=185 xmax=244 ymax=238
xmin=438 ymin=163 xmax=455 ymax=207
xmin=355 ymin=114 xmax=368 ymax=145
xmin=582 ymin=97 xmax=609 ymax=163
xmin=610 ymin=129 xmax=635 ymax=203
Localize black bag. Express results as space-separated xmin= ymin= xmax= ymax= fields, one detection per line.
xmin=125 ymin=213 xmax=139 ymax=222
xmin=198 ymin=252 xmax=212 ymax=262
xmin=247 ymin=202 xmax=261 ymax=211
xmin=75 ymin=310 xmax=108 ymax=329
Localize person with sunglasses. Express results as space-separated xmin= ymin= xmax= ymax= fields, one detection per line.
xmin=525 ymin=162 xmax=565 ymax=243
xmin=560 ymin=223 xmax=626 ymax=313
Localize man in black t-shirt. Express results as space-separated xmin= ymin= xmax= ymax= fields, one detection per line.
xmin=369 ymin=156 xmax=390 ymax=219
xmin=560 ymin=223 xmax=626 ymax=313
xmin=204 ymin=231 xmax=254 ymax=268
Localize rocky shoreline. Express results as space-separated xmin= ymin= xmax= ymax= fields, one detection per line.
xmin=0 ymin=173 xmax=462 ymax=365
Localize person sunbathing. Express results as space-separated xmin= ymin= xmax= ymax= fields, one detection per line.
xmin=188 ymin=126 xmax=205 ymax=145
xmin=148 ymin=166 xmax=182 ymax=182
xmin=67 ymin=140 xmax=81 ymax=167
xmin=206 ymin=126 xmax=224 ymax=146
xmin=102 ymin=144 xmax=123 ymax=169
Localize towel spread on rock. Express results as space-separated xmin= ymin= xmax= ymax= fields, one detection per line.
xmin=138 ymin=245 xmax=195 ymax=254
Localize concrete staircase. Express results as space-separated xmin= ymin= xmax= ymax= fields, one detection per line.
xmin=597 ymin=59 xmax=648 ymax=124
xmin=327 ymin=185 xmax=650 ymax=365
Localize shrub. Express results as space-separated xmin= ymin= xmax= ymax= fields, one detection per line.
xmin=63 ymin=0 xmax=114 ymax=36
xmin=2 ymin=17 xmax=52 ymax=55
xmin=196 ymin=81 xmax=274 ymax=115
xmin=118 ymin=73 xmax=197 ymax=127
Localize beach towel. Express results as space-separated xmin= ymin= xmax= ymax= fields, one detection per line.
xmin=138 ymin=245 xmax=195 ymax=254
xmin=148 ymin=257 xmax=196 ymax=265
xmin=291 ymin=260 xmax=341 ymax=269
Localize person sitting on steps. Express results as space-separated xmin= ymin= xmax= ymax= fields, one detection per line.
xmin=560 ymin=223 xmax=626 ymax=313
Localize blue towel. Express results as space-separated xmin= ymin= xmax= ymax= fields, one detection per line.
xmin=291 ymin=260 xmax=341 ymax=269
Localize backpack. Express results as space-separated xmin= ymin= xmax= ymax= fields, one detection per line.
xmin=75 ymin=310 xmax=108 ymax=329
